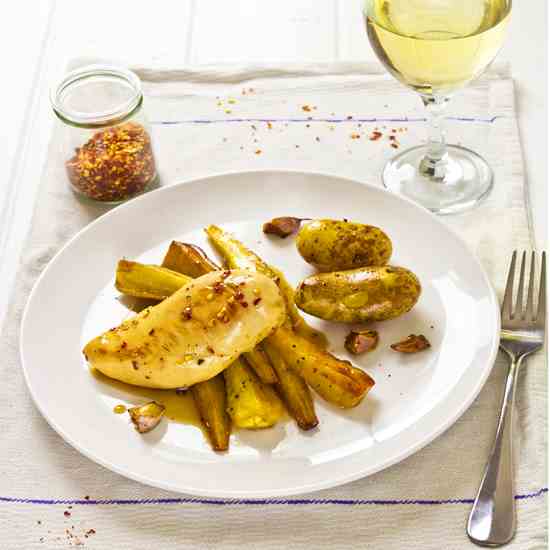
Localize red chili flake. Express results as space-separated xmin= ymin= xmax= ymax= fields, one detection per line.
xmin=240 ymin=302 xmax=249 ymax=308
xmin=182 ymin=307 xmax=193 ymax=320
xmin=85 ymin=529 xmax=96 ymax=538
xmin=148 ymin=328 xmax=155 ymax=336
xmin=120 ymin=341 xmax=127 ymax=349
xmin=253 ymin=297 xmax=262 ymax=306
xmin=235 ymin=290 xmax=245 ymax=302
xmin=222 ymin=271 xmax=231 ymax=279
xmin=369 ymin=131 xmax=383 ymax=141
xmin=389 ymin=135 xmax=397 ymax=141
xmin=132 ymin=360 xmax=139 ymax=370
xmin=255 ymin=149 xmax=262 ymax=155
xmin=64 ymin=511 xmax=71 ymax=518
xmin=302 ymin=105 xmax=312 ymax=112
xmin=391 ymin=143 xmax=399 ymax=149
xmin=213 ymin=281 xmax=225 ymax=293
xmin=350 ymin=133 xmax=361 ymax=139
xmin=207 ymin=346 xmax=215 ymax=353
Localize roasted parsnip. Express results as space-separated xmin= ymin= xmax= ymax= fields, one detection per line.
xmin=243 ymin=345 xmax=278 ymax=385
xmin=115 ymin=260 xmax=191 ymax=300
xmin=162 ymin=241 xmax=219 ymax=278
xmin=191 ymin=376 xmax=231 ymax=451
xmin=205 ymin=225 xmax=327 ymax=347
xmin=268 ymin=326 xmax=375 ymax=408
xmin=263 ymin=343 xmax=318 ymax=430
xmin=224 ymin=358 xmax=284 ymax=429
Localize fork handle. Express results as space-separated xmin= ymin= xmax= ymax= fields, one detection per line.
xmin=467 ymin=354 xmax=522 ymax=547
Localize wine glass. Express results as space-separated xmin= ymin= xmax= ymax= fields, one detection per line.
xmin=363 ymin=0 xmax=511 ymax=214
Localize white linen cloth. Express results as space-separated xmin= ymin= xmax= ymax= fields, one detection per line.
xmin=0 ymin=62 xmax=545 ymax=549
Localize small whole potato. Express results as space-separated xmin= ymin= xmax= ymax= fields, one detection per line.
xmin=296 ymin=219 xmax=392 ymax=272
xmin=295 ymin=266 xmax=421 ymax=323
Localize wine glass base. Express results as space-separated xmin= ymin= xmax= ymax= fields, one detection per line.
xmin=382 ymin=144 xmax=493 ymax=215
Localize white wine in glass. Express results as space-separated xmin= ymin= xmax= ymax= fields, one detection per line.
xmin=363 ymin=0 xmax=511 ymax=214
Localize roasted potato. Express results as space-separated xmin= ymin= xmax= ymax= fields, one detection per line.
xmin=116 ymin=260 xmax=191 ymax=300
xmin=206 ymin=224 xmax=328 ymax=347
xmin=263 ymin=343 xmax=318 ymax=430
xmin=84 ymin=270 xmax=286 ymax=389
xmin=268 ymin=326 xmax=375 ymax=408
xmin=224 ymin=358 xmax=284 ymax=429
xmin=296 ymin=219 xmax=392 ymax=272
xmin=295 ymin=266 xmax=421 ymax=323
xmin=191 ymin=376 xmax=231 ymax=451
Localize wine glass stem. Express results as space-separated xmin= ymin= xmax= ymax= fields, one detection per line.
xmin=419 ymin=95 xmax=451 ymax=180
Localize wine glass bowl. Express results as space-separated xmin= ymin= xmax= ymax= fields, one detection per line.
xmin=363 ymin=0 xmax=511 ymax=214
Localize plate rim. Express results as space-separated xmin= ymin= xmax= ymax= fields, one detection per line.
xmin=20 ymin=168 xmax=500 ymax=498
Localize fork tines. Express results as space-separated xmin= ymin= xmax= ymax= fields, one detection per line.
xmin=502 ymin=251 xmax=546 ymax=325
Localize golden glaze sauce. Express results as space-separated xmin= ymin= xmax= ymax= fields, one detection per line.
xmin=91 ymin=369 xmax=205 ymax=431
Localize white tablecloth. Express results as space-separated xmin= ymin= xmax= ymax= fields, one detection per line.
xmin=0 ymin=62 xmax=545 ymax=549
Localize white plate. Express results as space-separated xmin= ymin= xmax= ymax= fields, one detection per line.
xmin=21 ymin=170 xmax=499 ymax=498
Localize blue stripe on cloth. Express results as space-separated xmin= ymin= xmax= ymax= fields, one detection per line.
xmin=0 ymin=488 xmax=546 ymax=507
xmin=150 ymin=116 xmax=503 ymax=125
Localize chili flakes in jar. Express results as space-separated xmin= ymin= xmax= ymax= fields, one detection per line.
xmin=66 ymin=122 xmax=156 ymax=202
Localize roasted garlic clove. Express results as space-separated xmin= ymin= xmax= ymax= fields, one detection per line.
xmin=262 ymin=217 xmax=307 ymax=238
xmin=390 ymin=334 xmax=430 ymax=354
xmin=345 ymin=329 xmax=379 ymax=355
xmin=128 ymin=401 xmax=166 ymax=433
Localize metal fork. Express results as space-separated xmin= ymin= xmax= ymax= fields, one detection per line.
xmin=467 ymin=251 xmax=546 ymax=547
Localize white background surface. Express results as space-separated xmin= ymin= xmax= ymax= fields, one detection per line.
xmin=0 ymin=0 xmax=547 ymax=325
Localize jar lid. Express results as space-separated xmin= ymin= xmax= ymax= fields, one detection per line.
xmin=51 ymin=64 xmax=143 ymax=128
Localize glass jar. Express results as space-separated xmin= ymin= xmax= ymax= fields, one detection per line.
xmin=51 ymin=64 xmax=158 ymax=203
